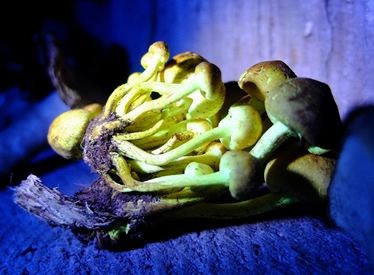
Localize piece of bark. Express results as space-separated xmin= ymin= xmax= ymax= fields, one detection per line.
xmin=13 ymin=174 xmax=115 ymax=229
xmin=13 ymin=174 xmax=224 ymax=247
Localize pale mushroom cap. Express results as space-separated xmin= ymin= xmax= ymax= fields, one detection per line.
xmin=219 ymin=104 xmax=263 ymax=150
xmin=83 ymin=103 xmax=103 ymax=117
xmin=194 ymin=61 xmax=223 ymax=101
xmin=148 ymin=41 xmax=169 ymax=58
xmin=186 ymin=61 xmax=226 ymax=119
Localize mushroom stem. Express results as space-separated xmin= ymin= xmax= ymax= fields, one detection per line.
xmin=113 ymin=104 xmax=262 ymax=166
xmin=115 ymin=81 xmax=184 ymax=118
xmin=161 ymin=192 xmax=298 ymax=220
xmin=249 ymin=121 xmax=299 ymax=163
xmin=114 ymin=117 xmax=165 ymax=141
xmin=120 ymin=81 xmax=196 ymax=123
xmin=128 ymin=141 xmax=227 ymax=174
xmin=107 ymin=154 xmax=227 ymax=192
xmin=109 ymin=150 xmax=260 ymax=201
xmin=105 ymin=152 xmax=229 ymax=193
xmin=151 ymin=119 xmax=213 ymax=155
xmin=143 ymin=164 xmax=227 ymax=189
xmin=120 ymin=61 xmax=225 ymax=124
xmin=101 ymin=41 xmax=170 ymax=120
xmin=130 ymin=118 xmax=190 ymax=150
xmin=123 ymin=97 xmax=191 ymax=135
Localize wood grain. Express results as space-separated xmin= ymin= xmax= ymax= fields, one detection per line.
xmin=76 ymin=1 xmax=374 ymax=118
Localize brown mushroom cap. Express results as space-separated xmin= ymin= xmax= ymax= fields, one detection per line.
xmin=265 ymin=77 xmax=342 ymax=149
xmin=264 ymin=143 xmax=337 ymax=201
xmin=219 ymin=150 xmax=262 ymax=200
xmin=238 ymin=60 xmax=297 ymax=102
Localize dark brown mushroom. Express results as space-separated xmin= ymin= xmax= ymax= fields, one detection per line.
xmin=250 ymin=77 xmax=342 ymax=162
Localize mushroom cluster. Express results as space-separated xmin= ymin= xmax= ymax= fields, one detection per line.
xmin=47 ymin=41 xmax=342 ymax=227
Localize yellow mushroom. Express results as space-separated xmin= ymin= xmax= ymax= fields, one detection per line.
xmin=48 ymin=104 xmax=103 ymax=160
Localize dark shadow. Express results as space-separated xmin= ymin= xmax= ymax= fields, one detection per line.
xmin=338 ymin=105 xmax=374 ymax=157
xmin=92 ymin=200 xmax=328 ymax=252
xmin=327 ymin=104 xmax=374 ymax=227
xmin=0 ymin=2 xmax=132 ymax=189
xmin=4 ymin=148 xmax=76 ymax=187
xmin=0 ymin=1 xmax=131 ymax=100
xmin=67 ymin=177 xmax=328 ymax=252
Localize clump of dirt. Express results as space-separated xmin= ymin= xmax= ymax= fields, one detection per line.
xmin=75 ymin=176 xmax=159 ymax=216
xmin=82 ymin=112 xmax=127 ymax=173
xmin=73 ymin=176 xmax=161 ymax=248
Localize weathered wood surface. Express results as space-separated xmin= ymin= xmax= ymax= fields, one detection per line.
xmin=76 ymin=0 xmax=374 ymax=119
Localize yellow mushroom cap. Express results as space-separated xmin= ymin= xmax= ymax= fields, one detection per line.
xmin=140 ymin=41 xmax=170 ymax=71
xmin=83 ymin=103 xmax=103 ymax=117
xmin=159 ymin=51 xmax=206 ymax=84
xmin=238 ymin=60 xmax=296 ymax=102
xmin=48 ymin=108 xmax=98 ymax=160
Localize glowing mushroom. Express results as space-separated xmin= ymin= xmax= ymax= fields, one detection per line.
xmin=107 ymin=150 xmax=261 ymax=200
xmin=128 ymin=141 xmax=227 ymax=175
xmin=160 ymin=146 xmax=337 ymax=220
xmin=120 ymin=61 xmax=225 ymax=124
xmin=47 ymin=104 xmax=103 ymax=160
xmin=159 ymin=51 xmax=206 ymax=84
xmin=101 ymin=41 xmax=170 ymax=120
xmin=113 ymin=102 xmax=263 ymax=166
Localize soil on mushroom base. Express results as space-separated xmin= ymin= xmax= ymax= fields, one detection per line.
xmin=83 ymin=112 xmax=128 ymax=173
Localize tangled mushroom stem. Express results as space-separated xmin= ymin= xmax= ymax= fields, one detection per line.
xmin=105 ymin=150 xmax=260 ymax=202
xmin=70 ymin=42 xmax=233 ymax=196
xmin=112 ymin=103 xmax=262 ymax=166
xmin=100 ymin=41 xmax=170 ymax=121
